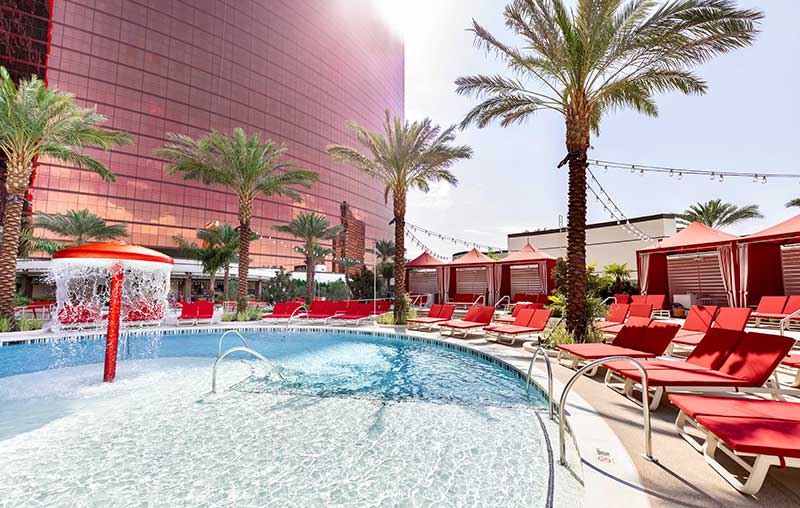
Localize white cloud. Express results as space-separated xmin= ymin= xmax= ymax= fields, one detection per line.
xmin=409 ymin=181 xmax=453 ymax=210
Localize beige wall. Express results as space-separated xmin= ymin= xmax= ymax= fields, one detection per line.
xmin=507 ymin=215 xmax=677 ymax=277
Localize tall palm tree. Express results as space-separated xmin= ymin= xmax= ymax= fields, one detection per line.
xmin=677 ymin=199 xmax=763 ymax=229
xmin=327 ymin=111 xmax=473 ymax=323
xmin=34 ymin=209 xmax=127 ymax=246
xmin=155 ymin=128 xmax=319 ymax=312
xmin=375 ymin=239 xmax=395 ymax=264
xmin=455 ymin=0 xmax=761 ymax=339
xmin=273 ymin=211 xmax=343 ymax=303
xmin=0 ymin=67 xmax=131 ymax=319
xmin=786 ymin=198 xmax=800 ymax=209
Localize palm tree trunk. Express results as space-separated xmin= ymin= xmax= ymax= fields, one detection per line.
xmin=208 ymin=273 xmax=216 ymax=299
xmin=0 ymin=195 xmax=24 ymax=320
xmin=305 ymin=254 xmax=314 ymax=303
xmin=393 ymin=189 xmax=407 ymax=324
xmin=223 ymin=265 xmax=230 ymax=299
xmin=565 ymin=107 xmax=590 ymax=341
xmin=236 ymin=215 xmax=251 ymax=313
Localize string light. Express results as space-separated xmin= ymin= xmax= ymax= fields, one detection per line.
xmin=588 ymin=159 xmax=799 ymax=182
xmin=587 ymin=166 xmax=654 ymax=243
xmin=405 ymin=228 xmax=449 ymax=260
xmin=405 ymin=222 xmax=503 ymax=251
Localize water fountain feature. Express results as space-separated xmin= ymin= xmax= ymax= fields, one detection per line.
xmin=48 ymin=241 xmax=173 ymax=382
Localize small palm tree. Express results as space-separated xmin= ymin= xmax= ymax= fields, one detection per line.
xmin=677 ymin=199 xmax=763 ymax=229
xmin=174 ymin=235 xmax=225 ymax=298
xmin=34 ymin=209 xmax=127 ymax=247
xmin=0 ymin=67 xmax=131 ymax=319
xmin=455 ymin=1 xmax=761 ymax=339
xmin=327 ymin=111 xmax=472 ymax=324
xmin=200 ymin=224 xmax=250 ymax=299
xmin=155 ymin=128 xmax=319 ymax=312
xmin=786 ymin=198 xmax=800 ymax=209
xmin=273 ymin=212 xmax=343 ymax=303
xmin=604 ymin=263 xmax=632 ymax=294
xmin=375 ymin=239 xmax=395 ymax=264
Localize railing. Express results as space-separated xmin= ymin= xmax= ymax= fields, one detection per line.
xmin=286 ymin=304 xmax=309 ymax=328
xmin=217 ymin=330 xmax=249 ymax=357
xmin=558 ymin=356 xmax=655 ymax=466
xmin=212 ymin=346 xmax=284 ymax=393
xmin=779 ymin=308 xmax=800 ymax=336
xmin=472 ymin=295 xmax=485 ymax=307
xmin=601 ymin=296 xmax=617 ymax=305
xmin=494 ymin=295 xmax=510 ymax=310
xmin=525 ymin=346 xmax=554 ymax=421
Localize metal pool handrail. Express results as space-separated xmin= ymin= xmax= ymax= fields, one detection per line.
xmin=601 ymin=296 xmax=617 ymax=305
xmin=286 ymin=304 xmax=308 ymax=328
xmin=494 ymin=295 xmax=510 ymax=310
xmin=217 ymin=330 xmax=249 ymax=357
xmin=779 ymin=308 xmax=800 ymax=336
xmin=472 ymin=295 xmax=485 ymax=306
xmin=211 ymin=346 xmax=284 ymax=393
xmin=558 ymin=356 xmax=655 ymax=466
xmin=525 ymin=346 xmax=554 ymax=421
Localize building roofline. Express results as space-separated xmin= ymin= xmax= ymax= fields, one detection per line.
xmin=507 ymin=213 xmax=677 ymax=238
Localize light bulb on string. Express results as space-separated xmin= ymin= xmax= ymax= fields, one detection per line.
xmin=678 ymin=172 xmax=683 ymax=180
xmin=762 ymin=176 xmax=767 ymax=184
xmin=719 ymin=175 xmax=724 ymax=182
xmin=753 ymin=174 xmax=758 ymax=183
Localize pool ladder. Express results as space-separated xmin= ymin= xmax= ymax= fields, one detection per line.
xmin=525 ymin=345 xmax=656 ymax=467
xmin=212 ymin=330 xmax=284 ymax=393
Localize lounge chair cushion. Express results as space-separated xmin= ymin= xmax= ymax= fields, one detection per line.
xmin=711 ymin=307 xmax=752 ymax=332
xmin=683 ymin=305 xmax=718 ymax=333
xmin=557 ymin=343 xmax=654 ymax=360
xmin=694 ymin=415 xmax=800 ymax=459
xmin=669 ymin=394 xmax=800 ymax=421
xmin=716 ymin=332 xmax=795 ymax=385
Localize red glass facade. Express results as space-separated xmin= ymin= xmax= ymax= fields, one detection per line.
xmin=26 ymin=0 xmax=403 ymax=268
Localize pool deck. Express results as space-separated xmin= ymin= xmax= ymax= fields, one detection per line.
xmin=2 ymin=320 xmax=800 ymax=507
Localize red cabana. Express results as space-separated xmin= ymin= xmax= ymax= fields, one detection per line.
xmin=493 ymin=243 xmax=556 ymax=304
xmin=444 ymin=248 xmax=496 ymax=305
xmin=405 ymin=252 xmax=445 ymax=304
xmin=637 ymin=222 xmax=739 ymax=307
xmin=738 ymin=214 xmax=800 ymax=306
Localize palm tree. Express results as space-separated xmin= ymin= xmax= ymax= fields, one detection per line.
xmin=327 ymin=112 xmax=472 ymax=323
xmin=786 ymin=198 xmax=800 ymax=209
xmin=200 ymin=224 xmax=248 ymax=299
xmin=0 ymin=67 xmax=131 ymax=319
xmin=33 ymin=209 xmax=127 ymax=247
xmin=174 ymin=235 xmax=225 ymax=298
xmin=455 ymin=1 xmax=761 ymax=339
xmin=273 ymin=211 xmax=343 ymax=303
xmin=604 ymin=263 xmax=631 ymax=294
xmin=375 ymin=239 xmax=395 ymax=264
xmin=154 ymin=128 xmax=319 ymax=312
xmin=677 ymin=199 xmax=763 ymax=229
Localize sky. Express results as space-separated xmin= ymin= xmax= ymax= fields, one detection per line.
xmin=375 ymin=0 xmax=800 ymax=260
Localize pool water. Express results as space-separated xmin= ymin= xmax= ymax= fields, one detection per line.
xmin=0 ymin=331 xmax=561 ymax=507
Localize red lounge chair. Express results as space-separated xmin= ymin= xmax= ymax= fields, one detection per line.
xmin=672 ymin=305 xmax=718 ymax=344
xmin=603 ymin=329 xmax=794 ymax=409
xmin=485 ymin=308 xmax=552 ymax=345
xmin=57 ymin=303 xmax=102 ymax=328
xmin=645 ymin=294 xmax=668 ymax=317
xmin=438 ymin=306 xmax=495 ymax=338
xmin=780 ymin=355 xmax=800 ymax=387
xmin=750 ymin=296 xmax=789 ymax=327
xmin=599 ymin=304 xmax=652 ymax=335
xmin=614 ymin=294 xmax=631 ymax=304
xmin=631 ymin=295 xmax=646 ymax=304
xmin=330 ymin=303 xmax=375 ymax=326
xmin=124 ymin=300 xmax=165 ymax=326
xmin=672 ymin=307 xmax=751 ymax=347
xmin=595 ymin=303 xmax=629 ymax=331
xmin=296 ymin=300 xmax=338 ymax=321
xmin=176 ymin=302 xmax=198 ymax=326
xmin=494 ymin=303 xmax=535 ymax=324
xmin=557 ymin=317 xmax=661 ymax=375
xmin=407 ymin=304 xmax=456 ymax=330
xmin=262 ymin=302 xmax=304 ymax=321
xmin=196 ymin=300 xmax=215 ymax=325
xmin=669 ymin=394 xmax=800 ymax=495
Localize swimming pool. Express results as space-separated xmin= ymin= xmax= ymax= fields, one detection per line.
xmin=0 ymin=329 xmax=576 ymax=507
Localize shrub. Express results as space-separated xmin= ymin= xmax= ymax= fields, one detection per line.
xmin=18 ymin=318 xmax=42 ymax=331
xmin=261 ymin=268 xmax=303 ymax=304
xmin=235 ymin=309 xmax=261 ymax=322
xmin=347 ymin=266 xmax=375 ymax=300
xmin=221 ymin=312 xmax=237 ymax=322
xmin=318 ymin=280 xmax=350 ymax=301
xmin=0 ymin=318 xmax=12 ymax=333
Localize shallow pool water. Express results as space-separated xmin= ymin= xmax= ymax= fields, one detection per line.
xmin=0 ymin=331 xmax=563 ymax=507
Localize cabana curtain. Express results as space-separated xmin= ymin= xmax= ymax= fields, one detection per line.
xmin=717 ymin=245 xmax=737 ymax=307
xmin=737 ymin=243 xmax=749 ymax=307
xmin=443 ymin=267 xmax=451 ymax=302
xmin=436 ymin=266 xmax=446 ymax=303
xmin=639 ymin=253 xmax=650 ymax=295
xmin=493 ymin=264 xmax=503 ymax=304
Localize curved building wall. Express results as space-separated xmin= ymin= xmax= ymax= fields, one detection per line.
xmin=30 ymin=0 xmax=402 ymax=268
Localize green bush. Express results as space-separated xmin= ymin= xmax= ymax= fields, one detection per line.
xmin=261 ymin=268 xmax=303 ymax=304
xmin=347 ymin=266 xmax=375 ymax=300
xmin=18 ymin=318 xmax=42 ymax=331
xmin=318 ymin=279 xmax=350 ymax=301
xmin=0 ymin=318 xmax=12 ymax=333
xmin=221 ymin=312 xmax=237 ymax=322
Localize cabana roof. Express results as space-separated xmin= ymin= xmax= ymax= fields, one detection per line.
xmin=406 ymin=251 xmax=445 ymax=268
xmin=499 ymin=242 xmax=556 ymax=264
xmin=448 ymin=248 xmax=495 ymax=267
xmin=742 ymin=214 xmax=800 ymax=243
xmin=642 ymin=221 xmax=738 ymax=252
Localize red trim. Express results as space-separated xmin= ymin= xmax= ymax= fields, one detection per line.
xmin=52 ymin=241 xmax=174 ymax=265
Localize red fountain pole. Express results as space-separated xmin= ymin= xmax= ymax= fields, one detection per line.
xmin=104 ymin=263 xmax=124 ymax=382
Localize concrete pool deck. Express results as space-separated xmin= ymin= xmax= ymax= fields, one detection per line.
xmin=2 ymin=320 xmax=799 ymax=507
